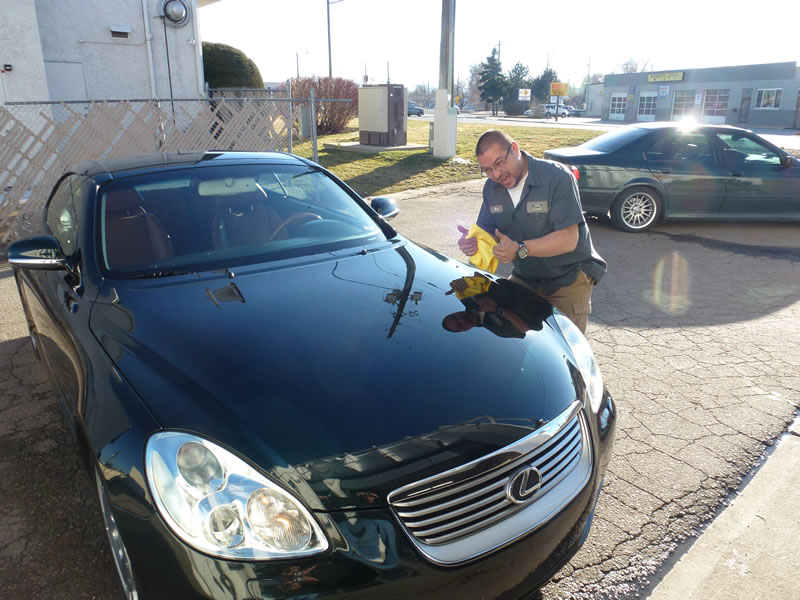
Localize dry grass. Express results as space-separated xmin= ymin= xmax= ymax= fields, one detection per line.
xmin=291 ymin=119 xmax=602 ymax=197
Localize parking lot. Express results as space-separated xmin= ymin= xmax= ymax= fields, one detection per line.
xmin=1 ymin=179 xmax=799 ymax=599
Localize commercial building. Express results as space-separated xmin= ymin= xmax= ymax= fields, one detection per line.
xmin=598 ymin=62 xmax=799 ymax=128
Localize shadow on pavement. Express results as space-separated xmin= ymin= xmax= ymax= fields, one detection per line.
xmin=587 ymin=217 xmax=800 ymax=329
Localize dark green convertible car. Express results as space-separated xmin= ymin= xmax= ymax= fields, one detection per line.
xmin=544 ymin=122 xmax=800 ymax=232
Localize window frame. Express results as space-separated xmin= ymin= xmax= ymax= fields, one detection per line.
xmin=45 ymin=174 xmax=82 ymax=257
xmin=754 ymin=88 xmax=782 ymax=110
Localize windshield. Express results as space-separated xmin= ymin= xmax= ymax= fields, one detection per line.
xmin=98 ymin=163 xmax=385 ymax=276
xmin=579 ymin=126 xmax=652 ymax=152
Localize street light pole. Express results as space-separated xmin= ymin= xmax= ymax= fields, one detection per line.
xmin=326 ymin=0 xmax=343 ymax=79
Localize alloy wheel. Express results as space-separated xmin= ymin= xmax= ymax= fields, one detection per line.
xmin=620 ymin=192 xmax=657 ymax=229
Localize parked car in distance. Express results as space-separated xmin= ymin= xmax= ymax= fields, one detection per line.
xmin=561 ymin=105 xmax=584 ymax=117
xmin=407 ymin=101 xmax=424 ymax=116
xmin=544 ymin=122 xmax=800 ymax=232
xmin=8 ymin=151 xmax=616 ymax=599
xmin=543 ymin=103 xmax=569 ymax=118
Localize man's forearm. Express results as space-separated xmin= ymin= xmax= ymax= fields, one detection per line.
xmin=522 ymin=224 xmax=579 ymax=257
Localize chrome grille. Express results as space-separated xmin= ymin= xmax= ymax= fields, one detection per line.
xmin=389 ymin=402 xmax=590 ymax=554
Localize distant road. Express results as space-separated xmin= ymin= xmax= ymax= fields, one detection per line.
xmin=412 ymin=112 xmax=800 ymax=150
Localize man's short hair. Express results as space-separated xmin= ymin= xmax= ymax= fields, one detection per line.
xmin=476 ymin=130 xmax=515 ymax=156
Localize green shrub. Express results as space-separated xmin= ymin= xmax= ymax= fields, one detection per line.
xmin=202 ymin=42 xmax=263 ymax=88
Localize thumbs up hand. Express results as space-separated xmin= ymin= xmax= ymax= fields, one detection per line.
xmin=492 ymin=228 xmax=518 ymax=264
xmin=457 ymin=225 xmax=478 ymax=256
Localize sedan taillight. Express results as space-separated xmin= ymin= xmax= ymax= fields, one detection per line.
xmin=569 ymin=166 xmax=580 ymax=181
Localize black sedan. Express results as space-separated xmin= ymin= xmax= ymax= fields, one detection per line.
xmin=544 ymin=122 xmax=800 ymax=232
xmin=8 ymin=151 xmax=615 ymax=600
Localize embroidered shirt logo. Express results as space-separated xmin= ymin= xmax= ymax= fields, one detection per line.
xmin=527 ymin=200 xmax=549 ymax=214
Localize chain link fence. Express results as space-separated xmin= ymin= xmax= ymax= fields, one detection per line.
xmin=0 ymin=89 xmax=350 ymax=250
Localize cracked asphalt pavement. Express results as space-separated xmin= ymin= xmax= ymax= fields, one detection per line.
xmin=1 ymin=179 xmax=799 ymax=598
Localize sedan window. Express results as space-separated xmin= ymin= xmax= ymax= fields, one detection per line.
xmin=579 ymin=126 xmax=652 ymax=152
xmin=45 ymin=175 xmax=81 ymax=256
xmin=99 ymin=164 xmax=386 ymax=276
xmin=716 ymin=133 xmax=782 ymax=166
xmin=645 ymin=132 xmax=715 ymax=163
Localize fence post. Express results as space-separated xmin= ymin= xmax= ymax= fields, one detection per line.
xmin=310 ymin=87 xmax=318 ymax=163
xmin=287 ymin=79 xmax=293 ymax=154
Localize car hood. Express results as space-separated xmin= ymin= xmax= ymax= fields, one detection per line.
xmin=90 ymin=240 xmax=582 ymax=510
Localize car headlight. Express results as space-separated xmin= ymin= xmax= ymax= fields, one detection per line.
xmin=553 ymin=313 xmax=604 ymax=412
xmin=145 ymin=431 xmax=329 ymax=559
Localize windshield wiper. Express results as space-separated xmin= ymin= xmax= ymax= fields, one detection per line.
xmin=128 ymin=270 xmax=194 ymax=279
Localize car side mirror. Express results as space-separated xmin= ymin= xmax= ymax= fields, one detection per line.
xmin=780 ymin=154 xmax=794 ymax=169
xmin=7 ymin=235 xmax=69 ymax=270
xmin=370 ymin=196 xmax=399 ymax=220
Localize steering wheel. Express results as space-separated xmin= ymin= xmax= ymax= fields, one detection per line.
xmin=269 ymin=212 xmax=322 ymax=240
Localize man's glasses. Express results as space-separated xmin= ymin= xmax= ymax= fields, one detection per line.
xmin=480 ymin=144 xmax=512 ymax=177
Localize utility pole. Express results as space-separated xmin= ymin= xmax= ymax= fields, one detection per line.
xmin=326 ymin=0 xmax=343 ymax=78
xmin=433 ymin=0 xmax=457 ymax=159
xmin=584 ymin=61 xmax=590 ymax=108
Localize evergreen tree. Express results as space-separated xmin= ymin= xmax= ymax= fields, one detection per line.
xmin=531 ymin=68 xmax=559 ymax=103
xmin=478 ymin=48 xmax=505 ymax=116
xmin=503 ymin=62 xmax=532 ymax=116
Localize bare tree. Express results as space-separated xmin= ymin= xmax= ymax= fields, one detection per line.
xmin=467 ymin=64 xmax=482 ymax=108
xmin=619 ymin=58 xmax=652 ymax=74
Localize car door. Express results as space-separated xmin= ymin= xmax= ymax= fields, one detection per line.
xmin=643 ymin=130 xmax=727 ymax=216
xmin=715 ymin=132 xmax=800 ymax=216
xmin=20 ymin=174 xmax=90 ymax=417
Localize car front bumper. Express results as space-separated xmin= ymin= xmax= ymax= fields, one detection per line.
xmin=116 ymin=474 xmax=602 ymax=600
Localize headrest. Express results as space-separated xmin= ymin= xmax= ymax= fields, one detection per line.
xmin=105 ymin=189 xmax=145 ymax=219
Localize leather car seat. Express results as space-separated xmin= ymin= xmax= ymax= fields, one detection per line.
xmin=211 ymin=192 xmax=286 ymax=249
xmin=104 ymin=189 xmax=174 ymax=269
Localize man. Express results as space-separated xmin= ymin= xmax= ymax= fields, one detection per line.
xmin=458 ymin=129 xmax=606 ymax=333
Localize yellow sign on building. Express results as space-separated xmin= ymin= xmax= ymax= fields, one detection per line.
xmin=550 ymin=82 xmax=569 ymax=96
xmin=648 ymin=72 xmax=684 ymax=82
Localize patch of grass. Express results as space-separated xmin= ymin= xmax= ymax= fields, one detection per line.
xmin=290 ymin=120 xmax=602 ymax=197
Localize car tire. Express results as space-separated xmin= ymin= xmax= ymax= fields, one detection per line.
xmin=94 ymin=467 xmax=141 ymax=600
xmin=610 ymin=186 xmax=662 ymax=232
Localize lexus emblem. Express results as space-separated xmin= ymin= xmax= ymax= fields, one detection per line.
xmin=506 ymin=466 xmax=543 ymax=504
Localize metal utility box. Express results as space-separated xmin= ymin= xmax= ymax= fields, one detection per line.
xmin=358 ymin=84 xmax=407 ymax=146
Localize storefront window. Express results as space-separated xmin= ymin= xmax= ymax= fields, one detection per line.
xmin=755 ymin=89 xmax=782 ymax=109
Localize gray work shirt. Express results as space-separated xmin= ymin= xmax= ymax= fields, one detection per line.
xmin=476 ymin=152 xmax=606 ymax=295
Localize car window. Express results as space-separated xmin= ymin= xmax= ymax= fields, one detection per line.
xmin=644 ymin=132 xmax=714 ymax=163
xmin=46 ymin=175 xmax=81 ymax=256
xmin=579 ymin=126 xmax=652 ymax=152
xmin=99 ymin=164 xmax=386 ymax=276
xmin=716 ymin=133 xmax=782 ymax=166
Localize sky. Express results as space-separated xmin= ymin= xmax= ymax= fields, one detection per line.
xmin=198 ymin=0 xmax=800 ymax=94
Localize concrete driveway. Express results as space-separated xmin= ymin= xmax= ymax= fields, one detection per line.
xmin=0 ymin=180 xmax=798 ymax=599
xmin=387 ymin=179 xmax=800 ymax=599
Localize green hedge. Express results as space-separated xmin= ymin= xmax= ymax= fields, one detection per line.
xmin=202 ymin=42 xmax=263 ymax=88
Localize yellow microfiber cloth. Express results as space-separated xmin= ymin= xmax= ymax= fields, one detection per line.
xmin=467 ymin=224 xmax=498 ymax=273
xmin=454 ymin=275 xmax=493 ymax=300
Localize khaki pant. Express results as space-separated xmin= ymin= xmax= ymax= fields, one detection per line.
xmin=511 ymin=271 xmax=594 ymax=333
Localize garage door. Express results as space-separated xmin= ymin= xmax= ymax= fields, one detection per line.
xmin=637 ymin=92 xmax=657 ymax=121
xmin=609 ymin=93 xmax=627 ymax=121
